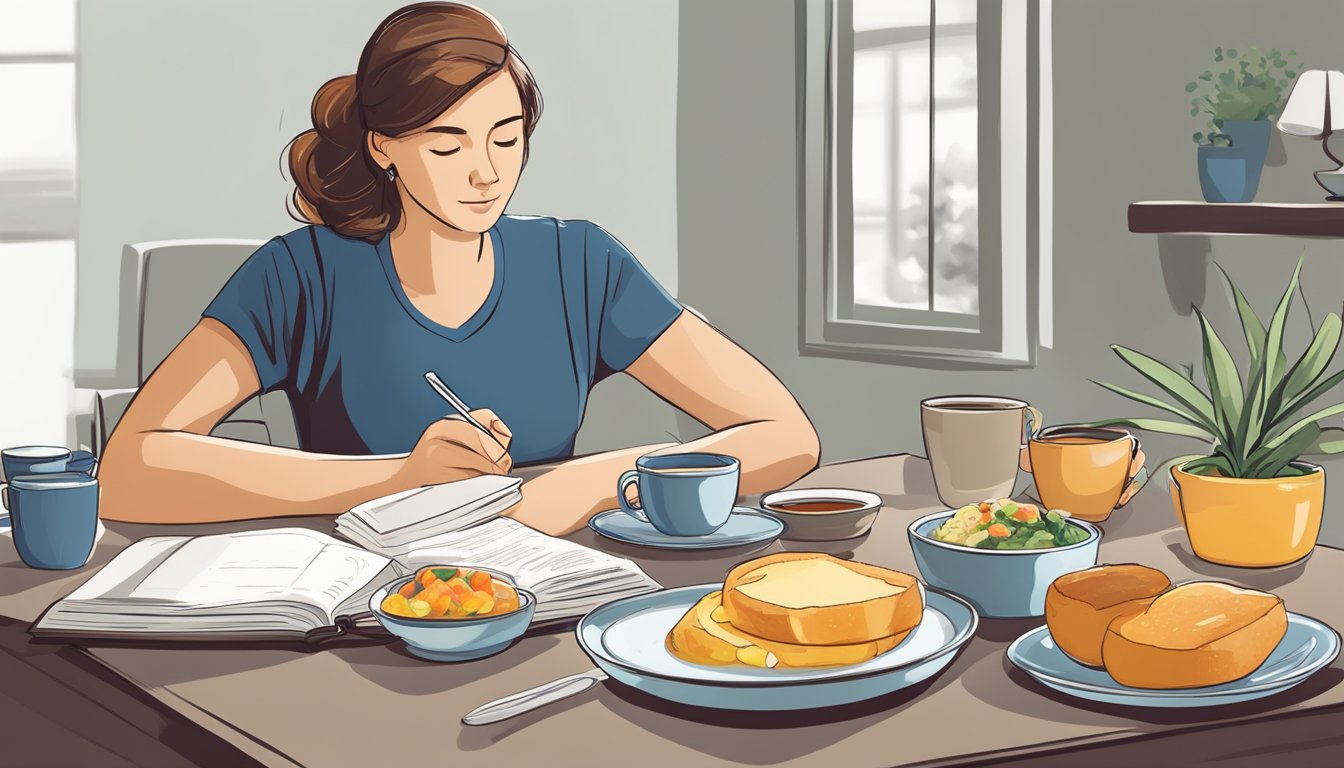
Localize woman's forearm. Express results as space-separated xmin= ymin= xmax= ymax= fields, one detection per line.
xmin=99 ymin=430 xmax=406 ymax=523
xmin=506 ymin=420 xmax=821 ymax=535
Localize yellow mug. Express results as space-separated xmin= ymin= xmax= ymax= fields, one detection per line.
xmin=1020 ymin=426 xmax=1147 ymax=523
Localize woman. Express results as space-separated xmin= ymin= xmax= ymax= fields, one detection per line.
xmin=99 ymin=2 xmax=819 ymax=535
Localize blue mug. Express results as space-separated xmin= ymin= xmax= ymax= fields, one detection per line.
xmin=617 ymin=453 xmax=740 ymax=536
xmin=2 ymin=445 xmax=97 ymax=482
xmin=6 ymin=472 xmax=99 ymax=570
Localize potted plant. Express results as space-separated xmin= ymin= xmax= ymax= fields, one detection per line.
xmin=1188 ymin=46 xmax=1301 ymax=203
xmin=1092 ymin=259 xmax=1343 ymax=567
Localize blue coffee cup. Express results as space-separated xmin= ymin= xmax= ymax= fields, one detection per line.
xmin=2 ymin=445 xmax=97 ymax=481
xmin=617 ymin=453 xmax=740 ymax=536
xmin=6 ymin=472 xmax=99 ymax=570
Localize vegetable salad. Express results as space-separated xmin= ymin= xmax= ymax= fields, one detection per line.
xmin=932 ymin=499 xmax=1090 ymax=550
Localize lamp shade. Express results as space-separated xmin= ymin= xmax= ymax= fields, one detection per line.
xmin=1278 ymin=69 xmax=1344 ymax=136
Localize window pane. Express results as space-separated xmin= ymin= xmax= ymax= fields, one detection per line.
xmin=851 ymin=0 xmax=931 ymax=312
xmin=0 ymin=0 xmax=75 ymax=56
xmin=852 ymin=50 xmax=889 ymax=213
xmin=936 ymin=0 xmax=977 ymax=26
xmin=853 ymin=0 xmax=928 ymax=32
xmin=931 ymin=4 xmax=978 ymax=315
xmin=0 ymin=62 xmax=76 ymax=237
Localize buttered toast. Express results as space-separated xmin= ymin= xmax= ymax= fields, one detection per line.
xmin=722 ymin=553 xmax=923 ymax=645
xmin=666 ymin=591 xmax=912 ymax=668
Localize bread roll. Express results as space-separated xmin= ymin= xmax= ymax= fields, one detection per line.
xmin=667 ymin=591 xmax=911 ymax=668
xmin=1102 ymin=582 xmax=1288 ymax=689
xmin=1045 ymin=564 xmax=1172 ymax=667
xmin=721 ymin=552 xmax=923 ymax=645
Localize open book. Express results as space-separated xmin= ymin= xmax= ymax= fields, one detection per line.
xmin=32 ymin=504 xmax=660 ymax=645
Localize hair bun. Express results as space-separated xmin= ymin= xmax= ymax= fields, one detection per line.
xmin=311 ymin=74 xmax=364 ymax=148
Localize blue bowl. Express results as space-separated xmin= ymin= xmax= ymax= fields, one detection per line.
xmin=369 ymin=570 xmax=536 ymax=662
xmin=907 ymin=510 xmax=1101 ymax=618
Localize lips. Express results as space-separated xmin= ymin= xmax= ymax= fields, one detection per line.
xmin=461 ymin=197 xmax=498 ymax=212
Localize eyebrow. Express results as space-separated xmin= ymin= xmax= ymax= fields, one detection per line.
xmin=425 ymin=115 xmax=524 ymax=135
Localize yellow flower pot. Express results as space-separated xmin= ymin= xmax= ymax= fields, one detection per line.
xmin=1169 ymin=460 xmax=1325 ymax=567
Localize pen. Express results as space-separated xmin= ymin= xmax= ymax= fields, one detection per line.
xmin=423 ymin=371 xmax=504 ymax=449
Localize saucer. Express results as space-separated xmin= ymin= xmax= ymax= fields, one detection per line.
xmin=588 ymin=507 xmax=783 ymax=549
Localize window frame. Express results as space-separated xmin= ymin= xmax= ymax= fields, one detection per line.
xmin=799 ymin=0 xmax=1046 ymax=368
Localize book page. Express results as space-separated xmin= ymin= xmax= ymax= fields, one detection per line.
xmin=397 ymin=518 xmax=650 ymax=591
xmin=130 ymin=529 xmax=388 ymax=616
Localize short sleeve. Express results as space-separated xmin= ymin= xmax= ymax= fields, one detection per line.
xmin=201 ymin=238 xmax=304 ymax=393
xmin=587 ymin=222 xmax=683 ymax=373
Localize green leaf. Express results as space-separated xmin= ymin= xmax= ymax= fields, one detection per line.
xmin=1186 ymin=81 xmax=1199 ymax=92
xmin=1089 ymin=379 xmax=1215 ymax=431
xmin=1277 ymin=368 xmax=1344 ymax=426
xmin=1304 ymin=426 xmax=1344 ymax=456
xmin=1275 ymin=312 xmax=1341 ymax=419
xmin=1182 ymin=454 xmax=1236 ymax=476
xmin=1108 ymin=346 xmax=1221 ymax=434
xmin=1260 ymin=257 xmax=1304 ymax=420
xmin=1216 ymin=263 xmax=1266 ymax=369
xmin=1286 ymin=69 xmax=1297 ymax=79
xmin=1258 ymin=401 xmax=1344 ymax=458
xmin=1227 ymin=48 xmax=1238 ymax=58
xmin=1195 ymin=307 xmax=1245 ymax=452
xmin=1087 ymin=417 xmax=1217 ymax=441
xmin=1248 ymin=422 xmax=1321 ymax=478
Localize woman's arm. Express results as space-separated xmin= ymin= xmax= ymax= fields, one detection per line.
xmin=505 ymin=310 xmax=820 ymax=535
xmin=99 ymin=318 xmax=511 ymax=524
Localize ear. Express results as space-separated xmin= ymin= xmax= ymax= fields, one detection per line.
xmin=366 ymin=131 xmax=393 ymax=171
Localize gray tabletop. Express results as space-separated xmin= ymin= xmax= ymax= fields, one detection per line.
xmin=2 ymin=454 xmax=1343 ymax=767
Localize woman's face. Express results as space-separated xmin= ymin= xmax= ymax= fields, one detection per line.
xmin=370 ymin=69 xmax=525 ymax=234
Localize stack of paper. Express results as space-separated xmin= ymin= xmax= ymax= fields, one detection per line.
xmin=334 ymin=475 xmax=523 ymax=558
xmin=401 ymin=517 xmax=661 ymax=624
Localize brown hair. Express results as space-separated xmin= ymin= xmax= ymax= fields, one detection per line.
xmin=287 ymin=2 xmax=542 ymax=240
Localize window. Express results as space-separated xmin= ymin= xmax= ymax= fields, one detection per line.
xmin=801 ymin=0 xmax=1051 ymax=366
xmin=0 ymin=0 xmax=78 ymax=448
xmin=0 ymin=0 xmax=76 ymax=241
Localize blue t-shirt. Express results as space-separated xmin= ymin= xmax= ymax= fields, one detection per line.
xmin=202 ymin=216 xmax=683 ymax=463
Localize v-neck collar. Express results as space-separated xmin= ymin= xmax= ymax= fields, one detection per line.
xmin=376 ymin=226 xmax=505 ymax=343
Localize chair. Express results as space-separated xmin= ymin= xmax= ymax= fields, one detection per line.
xmin=92 ymin=239 xmax=300 ymax=456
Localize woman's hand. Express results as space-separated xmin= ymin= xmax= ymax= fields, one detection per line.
xmin=396 ymin=409 xmax=514 ymax=488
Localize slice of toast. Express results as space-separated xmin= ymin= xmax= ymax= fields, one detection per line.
xmin=1101 ymin=581 xmax=1287 ymax=689
xmin=666 ymin=591 xmax=913 ymax=669
xmin=721 ymin=552 xmax=923 ymax=645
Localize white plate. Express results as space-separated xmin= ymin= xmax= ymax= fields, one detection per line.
xmin=576 ymin=583 xmax=977 ymax=710
xmin=1007 ymin=613 xmax=1340 ymax=708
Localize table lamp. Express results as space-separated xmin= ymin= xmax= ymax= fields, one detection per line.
xmin=1278 ymin=69 xmax=1344 ymax=201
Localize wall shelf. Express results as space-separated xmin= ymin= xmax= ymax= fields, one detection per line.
xmin=1128 ymin=201 xmax=1344 ymax=237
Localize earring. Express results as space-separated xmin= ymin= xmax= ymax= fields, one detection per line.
xmin=385 ymin=165 xmax=396 ymax=181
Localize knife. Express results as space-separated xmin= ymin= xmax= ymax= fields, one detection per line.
xmin=461 ymin=669 xmax=609 ymax=726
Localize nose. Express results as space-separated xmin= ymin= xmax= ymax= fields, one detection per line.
xmin=468 ymin=144 xmax=500 ymax=190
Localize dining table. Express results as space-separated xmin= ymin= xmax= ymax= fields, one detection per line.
xmin=1 ymin=452 xmax=1342 ymax=767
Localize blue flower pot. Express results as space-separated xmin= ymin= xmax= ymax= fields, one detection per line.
xmin=1197 ymin=120 xmax=1271 ymax=203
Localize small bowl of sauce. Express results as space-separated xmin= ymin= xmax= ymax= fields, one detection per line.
xmin=759 ymin=488 xmax=884 ymax=541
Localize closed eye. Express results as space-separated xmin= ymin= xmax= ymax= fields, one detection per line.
xmin=494 ymin=138 xmax=518 ymax=148
xmin=429 ymin=147 xmax=461 ymax=156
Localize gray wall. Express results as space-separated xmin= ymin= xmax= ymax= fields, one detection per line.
xmin=676 ymin=0 xmax=1344 ymax=545
xmin=75 ymin=0 xmax=679 ymax=376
